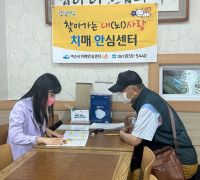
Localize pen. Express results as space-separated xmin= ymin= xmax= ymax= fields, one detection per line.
xmin=104 ymin=134 xmax=119 ymax=136
xmin=60 ymin=140 xmax=72 ymax=142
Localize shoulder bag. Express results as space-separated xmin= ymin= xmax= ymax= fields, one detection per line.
xmin=151 ymin=103 xmax=185 ymax=180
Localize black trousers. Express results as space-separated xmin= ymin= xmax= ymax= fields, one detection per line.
xmin=130 ymin=143 xmax=144 ymax=171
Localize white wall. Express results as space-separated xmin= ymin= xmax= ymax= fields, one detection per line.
xmin=2 ymin=0 xmax=200 ymax=100
xmin=0 ymin=0 xmax=8 ymax=100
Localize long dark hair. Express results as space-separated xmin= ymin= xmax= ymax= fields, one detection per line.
xmin=21 ymin=73 xmax=61 ymax=125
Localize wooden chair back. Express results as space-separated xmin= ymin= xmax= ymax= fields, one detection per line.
xmin=139 ymin=146 xmax=155 ymax=180
xmin=0 ymin=144 xmax=13 ymax=171
xmin=149 ymin=174 xmax=158 ymax=180
xmin=0 ymin=123 xmax=9 ymax=145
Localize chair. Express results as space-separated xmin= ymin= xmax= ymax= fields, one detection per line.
xmin=139 ymin=146 xmax=155 ymax=180
xmin=149 ymin=174 xmax=158 ymax=180
xmin=0 ymin=123 xmax=9 ymax=145
xmin=131 ymin=146 xmax=155 ymax=180
xmin=0 ymin=144 xmax=13 ymax=171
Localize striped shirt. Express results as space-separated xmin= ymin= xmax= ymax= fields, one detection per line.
xmin=131 ymin=104 xmax=163 ymax=141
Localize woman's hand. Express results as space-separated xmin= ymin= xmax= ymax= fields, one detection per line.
xmin=36 ymin=137 xmax=67 ymax=145
xmin=45 ymin=128 xmax=64 ymax=138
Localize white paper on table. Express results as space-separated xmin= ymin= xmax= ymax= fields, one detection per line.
xmin=57 ymin=125 xmax=90 ymax=131
xmin=46 ymin=139 xmax=87 ymax=147
xmin=64 ymin=131 xmax=89 ymax=140
xmin=89 ymin=123 xmax=125 ymax=130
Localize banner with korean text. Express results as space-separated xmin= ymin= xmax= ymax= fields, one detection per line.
xmin=52 ymin=4 xmax=158 ymax=63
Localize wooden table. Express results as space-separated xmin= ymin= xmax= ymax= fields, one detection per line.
xmin=0 ymin=128 xmax=134 ymax=180
xmin=0 ymin=148 xmax=132 ymax=180
xmin=35 ymin=130 xmax=134 ymax=152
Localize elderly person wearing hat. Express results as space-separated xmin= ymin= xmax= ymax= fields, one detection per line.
xmin=108 ymin=70 xmax=198 ymax=180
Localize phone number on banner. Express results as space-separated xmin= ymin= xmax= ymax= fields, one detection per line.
xmin=65 ymin=54 xmax=147 ymax=59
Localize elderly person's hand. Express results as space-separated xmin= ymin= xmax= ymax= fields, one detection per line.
xmin=121 ymin=124 xmax=134 ymax=134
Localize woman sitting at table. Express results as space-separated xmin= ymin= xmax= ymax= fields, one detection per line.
xmin=7 ymin=73 xmax=65 ymax=161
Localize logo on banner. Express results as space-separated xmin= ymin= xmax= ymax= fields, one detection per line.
xmin=131 ymin=7 xmax=152 ymax=18
xmin=112 ymin=54 xmax=117 ymax=59
xmin=102 ymin=54 xmax=108 ymax=59
xmin=63 ymin=55 xmax=70 ymax=59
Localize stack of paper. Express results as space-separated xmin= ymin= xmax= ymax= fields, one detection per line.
xmin=57 ymin=125 xmax=90 ymax=131
xmin=89 ymin=123 xmax=124 ymax=130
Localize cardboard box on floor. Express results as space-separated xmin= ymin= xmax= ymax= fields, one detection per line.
xmin=65 ymin=83 xmax=92 ymax=124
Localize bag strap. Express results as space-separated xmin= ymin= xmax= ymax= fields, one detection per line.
xmin=166 ymin=103 xmax=178 ymax=150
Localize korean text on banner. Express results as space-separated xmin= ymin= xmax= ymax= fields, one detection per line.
xmin=52 ymin=4 xmax=158 ymax=63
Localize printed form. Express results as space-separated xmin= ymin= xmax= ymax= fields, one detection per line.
xmin=46 ymin=131 xmax=89 ymax=147
xmin=57 ymin=125 xmax=90 ymax=131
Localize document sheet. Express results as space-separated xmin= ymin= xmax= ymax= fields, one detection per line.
xmin=89 ymin=123 xmax=124 ymax=130
xmin=64 ymin=130 xmax=89 ymax=140
xmin=57 ymin=125 xmax=90 ymax=131
xmin=46 ymin=140 xmax=87 ymax=147
xmin=46 ymin=131 xmax=89 ymax=147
